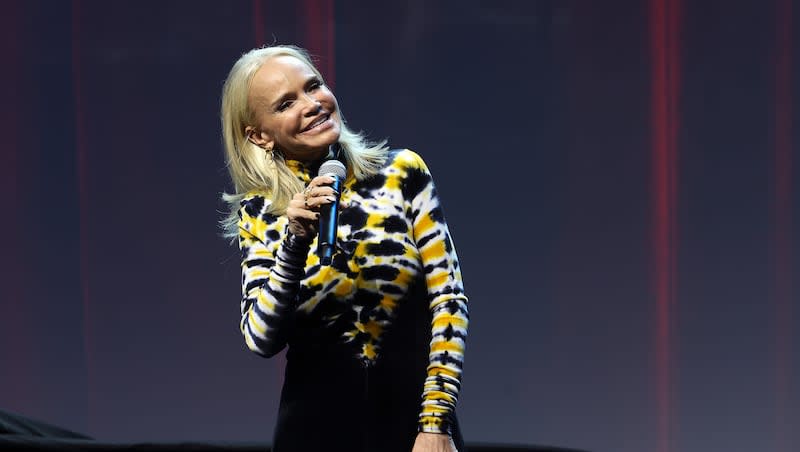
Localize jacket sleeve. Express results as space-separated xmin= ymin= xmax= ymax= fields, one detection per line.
xmin=401 ymin=150 xmax=470 ymax=435
xmin=238 ymin=194 xmax=311 ymax=358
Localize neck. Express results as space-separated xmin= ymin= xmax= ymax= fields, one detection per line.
xmin=283 ymin=146 xmax=331 ymax=164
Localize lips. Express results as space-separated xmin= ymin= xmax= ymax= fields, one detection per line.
xmin=302 ymin=114 xmax=330 ymax=132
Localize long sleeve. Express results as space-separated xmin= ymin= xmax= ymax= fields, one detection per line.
xmin=238 ymin=194 xmax=310 ymax=358
xmin=400 ymin=151 xmax=469 ymax=434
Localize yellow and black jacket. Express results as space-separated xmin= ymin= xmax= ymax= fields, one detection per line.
xmin=237 ymin=149 xmax=468 ymax=450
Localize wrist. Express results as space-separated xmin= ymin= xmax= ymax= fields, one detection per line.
xmin=284 ymin=231 xmax=312 ymax=250
xmin=418 ymin=418 xmax=451 ymax=435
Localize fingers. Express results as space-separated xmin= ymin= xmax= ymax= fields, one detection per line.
xmin=287 ymin=177 xmax=341 ymax=238
xmin=310 ymin=175 xmax=336 ymax=187
xmin=301 ymin=176 xmax=339 ymax=212
xmin=303 ymin=176 xmax=338 ymax=199
xmin=300 ymin=193 xmax=337 ymax=211
xmin=289 ymin=193 xmax=321 ymax=218
xmin=288 ymin=192 xmax=335 ymax=219
xmin=303 ymin=189 xmax=338 ymax=207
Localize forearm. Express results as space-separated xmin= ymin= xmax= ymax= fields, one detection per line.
xmin=418 ymin=295 xmax=468 ymax=433
xmin=240 ymin=232 xmax=311 ymax=357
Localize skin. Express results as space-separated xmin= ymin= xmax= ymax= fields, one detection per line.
xmin=413 ymin=433 xmax=459 ymax=452
xmin=245 ymin=55 xmax=341 ymax=238
xmin=245 ymin=55 xmax=456 ymax=452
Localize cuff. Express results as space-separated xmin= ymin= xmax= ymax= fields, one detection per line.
xmin=418 ymin=415 xmax=452 ymax=435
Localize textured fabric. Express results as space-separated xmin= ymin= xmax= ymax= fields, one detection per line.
xmin=236 ymin=149 xmax=469 ymax=447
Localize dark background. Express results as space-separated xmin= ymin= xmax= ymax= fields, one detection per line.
xmin=0 ymin=1 xmax=797 ymax=452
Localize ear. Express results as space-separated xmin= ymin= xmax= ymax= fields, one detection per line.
xmin=245 ymin=126 xmax=274 ymax=150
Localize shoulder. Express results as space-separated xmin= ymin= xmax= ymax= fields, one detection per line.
xmin=238 ymin=190 xmax=274 ymax=222
xmin=237 ymin=190 xmax=283 ymax=244
xmin=377 ymin=148 xmax=436 ymax=201
xmin=349 ymin=148 xmax=435 ymax=199
xmin=384 ymin=148 xmax=430 ymax=173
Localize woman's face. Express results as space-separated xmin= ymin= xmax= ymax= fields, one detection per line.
xmin=246 ymin=55 xmax=341 ymax=162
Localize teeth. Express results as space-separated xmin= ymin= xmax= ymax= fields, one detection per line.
xmin=308 ymin=116 xmax=327 ymax=130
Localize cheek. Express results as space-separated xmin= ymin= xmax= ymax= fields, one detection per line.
xmin=271 ymin=115 xmax=296 ymax=134
xmin=321 ymin=88 xmax=338 ymax=105
xmin=254 ymin=112 xmax=276 ymax=133
xmin=284 ymin=116 xmax=302 ymax=135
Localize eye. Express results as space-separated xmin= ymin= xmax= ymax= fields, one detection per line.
xmin=276 ymin=100 xmax=293 ymax=112
xmin=308 ymin=79 xmax=323 ymax=91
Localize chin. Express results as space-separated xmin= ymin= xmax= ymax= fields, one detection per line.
xmin=322 ymin=128 xmax=342 ymax=147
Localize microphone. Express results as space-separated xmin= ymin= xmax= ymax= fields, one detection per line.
xmin=317 ymin=158 xmax=346 ymax=266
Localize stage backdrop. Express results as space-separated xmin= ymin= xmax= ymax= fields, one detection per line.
xmin=0 ymin=1 xmax=797 ymax=452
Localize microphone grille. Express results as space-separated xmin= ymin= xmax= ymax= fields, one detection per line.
xmin=319 ymin=159 xmax=347 ymax=179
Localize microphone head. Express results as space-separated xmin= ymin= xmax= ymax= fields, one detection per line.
xmin=318 ymin=159 xmax=347 ymax=179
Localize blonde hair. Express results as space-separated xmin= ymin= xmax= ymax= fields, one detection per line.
xmin=220 ymin=45 xmax=388 ymax=238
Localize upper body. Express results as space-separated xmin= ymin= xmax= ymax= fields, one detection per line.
xmin=238 ymin=148 xmax=468 ymax=435
xmin=221 ymin=45 xmax=467 ymax=451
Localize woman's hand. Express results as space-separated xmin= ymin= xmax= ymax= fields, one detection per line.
xmin=286 ymin=175 xmax=338 ymax=239
xmin=412 ymin=432 xmax=458 ymax=452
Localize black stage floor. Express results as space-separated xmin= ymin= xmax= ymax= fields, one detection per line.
xmin=1 ymin=409 xmax=588 ymax=452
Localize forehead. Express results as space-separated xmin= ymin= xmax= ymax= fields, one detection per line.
xmin=251 ymin=56 xmax=316 ymax=97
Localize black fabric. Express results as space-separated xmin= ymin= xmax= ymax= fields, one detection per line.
xmin=273 ymin=279 xmax=464 ymax=452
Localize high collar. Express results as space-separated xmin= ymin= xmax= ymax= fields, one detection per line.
xmin=284 ymin=159 xmax=317 ymax=184
xmin=284 ymin=147 xmax=340 ymax=184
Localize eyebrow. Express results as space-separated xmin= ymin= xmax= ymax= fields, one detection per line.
xmin=270 ymin=92 xmax=293 ymax=111
xmin=268 ymin=75 xmax=321 ymax=111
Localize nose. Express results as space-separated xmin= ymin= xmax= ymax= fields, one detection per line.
xmin=302 ymin=93 xmax=322 ymax=115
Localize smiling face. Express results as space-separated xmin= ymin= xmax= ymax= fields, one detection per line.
xmin=245 ymin=55 xmax=341 ymax=162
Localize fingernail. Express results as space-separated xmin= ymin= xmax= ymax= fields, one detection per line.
xmin=327 ymin=196 xmax=336 ymax=202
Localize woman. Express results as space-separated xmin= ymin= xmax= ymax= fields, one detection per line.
xmin=220 ymin=45 xmax=469 ymax=452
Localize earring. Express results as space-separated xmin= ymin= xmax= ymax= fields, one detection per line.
xmin=264 ymin=145 xmax=274 ymax=162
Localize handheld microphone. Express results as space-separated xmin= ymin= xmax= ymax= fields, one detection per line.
xmin=317 ymin=158 xmax=346 ymax=266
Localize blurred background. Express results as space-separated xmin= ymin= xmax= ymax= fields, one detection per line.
xmin=0 ymin=1 xmax=797 ymax=452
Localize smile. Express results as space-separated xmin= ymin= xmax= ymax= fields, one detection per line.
xmin=302 ymin=115 xmax=331 ymax=133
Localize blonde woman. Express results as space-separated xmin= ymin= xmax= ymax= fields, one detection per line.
xmin=221 ymin=45 xmax=469 ymax=452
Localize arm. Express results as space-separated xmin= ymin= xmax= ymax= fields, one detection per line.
xmin=238 ymin=194 xmax=310 ymax=357
xmin=400 ymin=151 xmax=469 ymax=436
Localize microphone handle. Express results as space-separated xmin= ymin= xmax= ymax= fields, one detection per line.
xmin=318 ymin=175 xmax=342 ymax=265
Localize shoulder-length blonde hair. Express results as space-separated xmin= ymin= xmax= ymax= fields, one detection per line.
xmin=220 ymin=45 xmax=388 ymax=238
